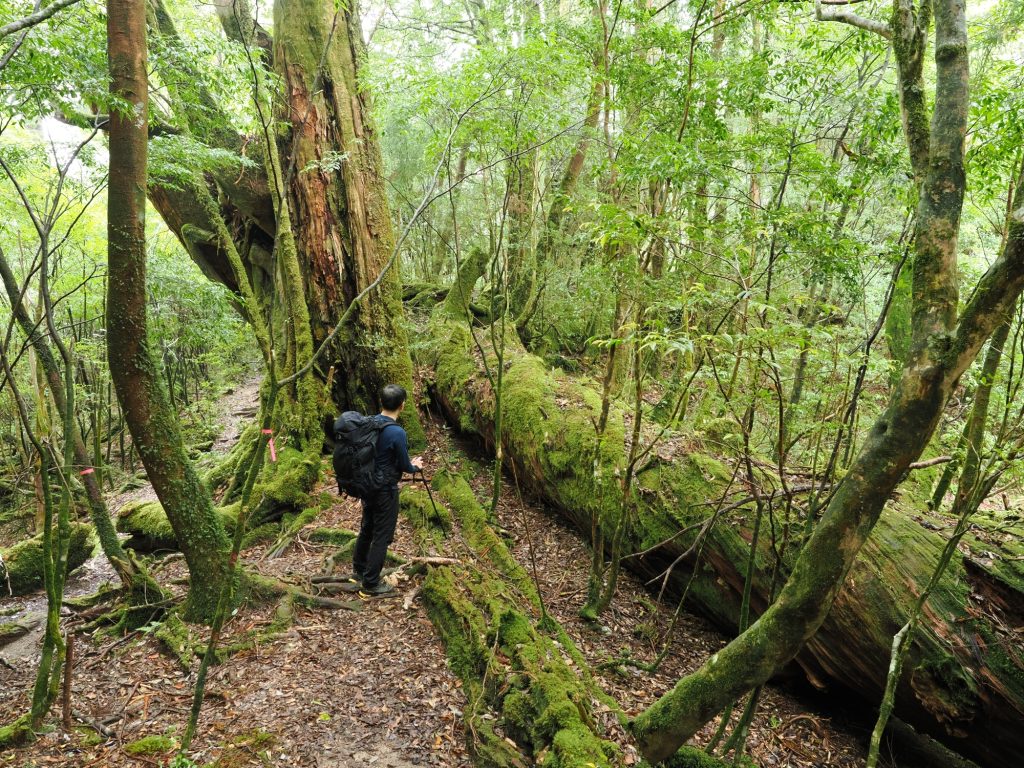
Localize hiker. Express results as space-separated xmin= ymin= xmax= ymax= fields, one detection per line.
xmin=350 ymin=384 xmax=421 ymax=596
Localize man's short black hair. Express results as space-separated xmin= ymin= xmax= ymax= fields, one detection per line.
xmin=381 ymin=384 xmax=408 ymax=411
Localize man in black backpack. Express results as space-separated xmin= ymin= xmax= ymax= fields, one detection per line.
xmin=351 ymin=384 xmax=421 ymax=597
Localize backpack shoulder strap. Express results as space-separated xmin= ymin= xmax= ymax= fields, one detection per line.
xmin=375 ymin=418 xmax=402 ymax=440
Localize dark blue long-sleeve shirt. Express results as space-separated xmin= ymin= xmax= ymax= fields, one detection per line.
xmin=374 ymin=416 xmax=417 ymax=487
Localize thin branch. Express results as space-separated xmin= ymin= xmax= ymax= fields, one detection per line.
xmin=908 ymin=455 xmax=952 ymax=470
xmin=0 ymin=0 xmax=81 ymax=40
xmin=0 ymin=0 xmax=40 ymax=71
xmin=815 ymin=0 xmax=892 ymax=39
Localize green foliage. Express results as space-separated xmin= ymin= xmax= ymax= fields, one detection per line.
xmin=149 ymin=135 xmax=257 ymax=191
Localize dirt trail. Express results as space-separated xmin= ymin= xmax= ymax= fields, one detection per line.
xmin=1 ymin=376 xmax=264 ymax=671
xmin=1 ymin=396 xmax=886 ymax=767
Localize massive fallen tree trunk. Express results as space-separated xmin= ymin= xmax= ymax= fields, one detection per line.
xmin=418 ymin=294 xmax=1024 ymax=767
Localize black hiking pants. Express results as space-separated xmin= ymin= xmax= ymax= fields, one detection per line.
xmin=353 ymin=485 xmax=399 ymax=588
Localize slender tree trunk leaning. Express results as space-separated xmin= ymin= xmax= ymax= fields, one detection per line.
xmin=106 ymin=0 xmax=230 ymax=623
xmin=0 ymin=249 xmax=164 ymax=620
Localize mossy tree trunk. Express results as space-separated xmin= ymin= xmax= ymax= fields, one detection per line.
xmin=418 ymin=469 xmax=621 ymax=767
xmin=628 ymin=3 xmax=1024 ymax=762
xmin=0 ymin=249 xmax=164 ymax=618
xmin=106 ymin=0 xmax=231 ymax=623
xmin=419 ymin=239 xmax=1024 ymax=766
xmin=271 ymin=0 xmax=424 ymax=446
xmin=142 ymin=0 xmax=423 ymax=447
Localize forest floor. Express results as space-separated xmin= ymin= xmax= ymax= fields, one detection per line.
xmin=0 ymin=382 xmax=889 ymax=768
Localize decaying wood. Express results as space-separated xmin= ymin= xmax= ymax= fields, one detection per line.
xmin=421 ymin=286 xmax=1024 ymax=766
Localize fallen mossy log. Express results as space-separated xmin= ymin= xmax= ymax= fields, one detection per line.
xmin=116 ymin=497 xmax=307 ymax=554
xmin=0 ymin=522 xmax=95 ymax=596
xmin=117 ymin=500 xmax=243 ymax=552
xmin=418 ymin=468 xmax=622 ymax=767
xmin=420 ymin=300 xmax=1024 ymax=766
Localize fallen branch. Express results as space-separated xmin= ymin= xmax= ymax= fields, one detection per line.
xmin=73 ymin=710 xmax=114 ymax=739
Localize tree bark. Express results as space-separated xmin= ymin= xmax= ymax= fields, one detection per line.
xmin=106 ymin=0 xmax=230 ymax=622
xmin=272 ymin=0 xmax=423 ymax=444
xmin=141 ymin=0 xmax=423 ymax=445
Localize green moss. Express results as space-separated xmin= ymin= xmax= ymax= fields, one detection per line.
xmin=75 ymin=726 xmax=104 ymax=747
xmin=400 ymin=486 xmax=447 ymax=551
xmin=433 ymin=469 xmax=536 ymax=605
xmin=308 ymin=527 xmax=358 ymax=546
xmin=117 ymin=500 xmax=241 ymax=552
xmin=0 ymin=714 xmax=32 ymax=748
xmin=203 ymin=423 xmax=259 ymax=498
xmin=497 ymin=609 xmax=533 ymax=651
xmin=154 ymin=612 xmax=197 ymax=669
xmin=664 ymin=746 xmax=744 ymax=768
xmin=254 ymin=446 xmax=320 ymax=510
xmin=0 ymin=621 xmax=31 ymax=640
xmin=422 ymin=564 xmax=617 ymax=767
xmin=124 ymin=734 xmax=175 ymax=755
xmin=422 ymin=567 xmax=490 ymax=680
xmin=281 ymin=507 xmax=318 ymax=537
xmin=885 ymin=259 xmax=913 ymax=381
xmin=501 ymin=688 xmax=535 ymax=739
xmin=242 ymin=522 xmax=279 ymax=547
xmin=0 ymin=522 xmax=95 ymax=595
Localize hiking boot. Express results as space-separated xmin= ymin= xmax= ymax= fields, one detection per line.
xmin=359 ymin=582 xmax=397 ymax=598
xmin=344 ymin=571 xmax=363 ymax=584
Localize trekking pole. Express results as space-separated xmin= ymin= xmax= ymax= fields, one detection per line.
xmin=416 ymin=469 xmax=445 ymax=533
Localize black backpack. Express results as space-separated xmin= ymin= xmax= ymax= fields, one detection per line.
xmin=332 ymin=411 xmax=389 ymax=499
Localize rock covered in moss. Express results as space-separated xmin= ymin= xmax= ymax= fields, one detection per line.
xmin=0 ymin=522 xmax=95 ymax=596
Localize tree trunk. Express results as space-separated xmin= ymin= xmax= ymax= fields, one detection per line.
xmin=142 ymin=0 xmax=423 ymax=446
xmin=420 ymin=286 xmax=1024 ymax=767
xmin=0 ymin=248 xmax=163 ymax=614
xmin=628 ymin=2 xmax=1017 ymax=761
xmin=272 ymin=0 xmax=423 ymax=445
xmin=106 ymin=0 xmax=231 ymax=623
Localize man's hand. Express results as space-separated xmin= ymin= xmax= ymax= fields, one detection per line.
xmin=411 ymin=456 xmax=423 ymax=472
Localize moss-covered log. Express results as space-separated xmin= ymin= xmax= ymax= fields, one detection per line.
xmin=420 ymin=302 xmax=1024 ymax=766
xmin=116 ymin=500 xmax=243 ymax=553
xmin=418 ymin=468 xmax=621 ymax=767
xmin=0 ymin=523 xmax=95 ymax=596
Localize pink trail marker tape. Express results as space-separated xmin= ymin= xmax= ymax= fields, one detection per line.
xmin=79 ymin=468 xmax=95 ymax=475
xmin=261 ymin=429 xmax=277 ymax=462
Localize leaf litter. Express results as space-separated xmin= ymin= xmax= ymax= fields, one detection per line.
xmin=1 ymin=405 xmax=892 ymax=767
